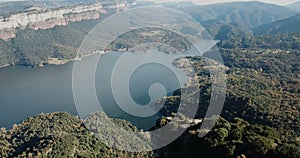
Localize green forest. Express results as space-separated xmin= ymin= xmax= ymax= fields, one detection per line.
xmin=0 ymin=31 xmax=299 ymax=157
xmin=0 ymin=0 xmax=300 ymax=157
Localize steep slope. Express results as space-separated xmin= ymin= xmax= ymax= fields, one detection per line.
xmin=0 ymin=1 xmax=131 ymax=67
xmin=203 ymin=22 xmax=250 ymax=40
xmin=253 ymin=14 xmax=300 ymax=35
xmin=157 ymin=33 xmax=300 ymax=134
xmin=0 ymin=1 xmax=130 ymax=41
xmin=214 ymin=24 xmax=248 ymax=40
xmin=0 ymin=18 xmax=103 ymax=67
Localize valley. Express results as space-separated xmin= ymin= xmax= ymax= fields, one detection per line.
xmin=0 ymin=0 xmax=299 ymax=158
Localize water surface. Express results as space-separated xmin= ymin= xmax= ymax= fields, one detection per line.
xmin=0 ymin=51 xmax=184 ymax=130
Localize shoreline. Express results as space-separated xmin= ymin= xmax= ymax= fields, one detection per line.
xmin=0 ymin=64 xmax=10 ymax=68
xmin=0 ymin=51 xmax=106 ymax=69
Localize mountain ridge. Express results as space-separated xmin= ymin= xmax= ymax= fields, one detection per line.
xmin=286 ymin=1 xmax=300 ymax=12
xmin=253 ymin=13 xmax=300 ymax=35
xmin=168 ymin=1 xmax=297 ymax=31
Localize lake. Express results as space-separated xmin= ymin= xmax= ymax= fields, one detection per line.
xmin=0 ymin=51 xmax=185 ymax=130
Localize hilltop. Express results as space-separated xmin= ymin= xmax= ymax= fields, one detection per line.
xmin=0 ymin=112 xmax=153 ymax=157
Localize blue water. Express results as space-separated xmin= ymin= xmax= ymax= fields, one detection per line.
xmin=0 ymin=52 xmax=184 ymax=130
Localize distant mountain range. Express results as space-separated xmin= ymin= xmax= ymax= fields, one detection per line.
xmin=156 ymin=1 xmax=298 ymax=39
xmin=1 ymin=1 xmax=298 ymax=36
xmin=253 ymin=13 xmax=300 ymax=35
xmin=286 ymin=1 xmax=300 ymax=12
xmin=171 ymin=1 xmax=296 ymax=29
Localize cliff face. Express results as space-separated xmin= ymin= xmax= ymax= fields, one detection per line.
xmin=27 ymin=11 xmax=101 ymax=31
xmin=0 ymin=28 xmax=16 ymax=40
xmin=0 ymin=2 xmax=128 ymax=41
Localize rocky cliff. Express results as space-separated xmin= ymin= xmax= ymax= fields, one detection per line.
xmin=0 ymin=2 xmax=129 ymax=41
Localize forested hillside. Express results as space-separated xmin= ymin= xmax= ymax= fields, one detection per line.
xmin=0 ymin=1 xmax=299 ymax=157
xmin=1 ymin=112 xmax=299 ymax=158
xmin=175 ymin=1 xmax=296 ymax=29
xmin=153 ymin=116 xmax=300 ymax=158
xmin=0 ymin=112 xmax=153 ymax=157
xmin=0 ymin=18 xmax=102 ymax=67
xmin=254 ymin=14 xmax=300 ymax=35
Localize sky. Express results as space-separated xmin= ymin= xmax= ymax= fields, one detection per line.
xmin=140 ymin=0 xmax=299 ymax=5
xmin=0 ymin=0 xmax=298 ymax=5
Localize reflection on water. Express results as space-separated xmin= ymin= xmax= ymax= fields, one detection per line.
xmin=0 ymin=51 xmax=186 ymax=130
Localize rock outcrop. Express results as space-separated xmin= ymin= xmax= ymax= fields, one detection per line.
xmin=0 ymin=2 xmax=129 ymax=41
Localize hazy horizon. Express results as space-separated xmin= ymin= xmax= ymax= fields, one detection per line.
xmin=0 ymin=0 xmax=299 ymax=6
xmin=138 ymin=0 xmax=299 ymax=6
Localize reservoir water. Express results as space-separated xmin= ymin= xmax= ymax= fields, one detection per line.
xmin=0 ymin=51 xmax=185 ymax=130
